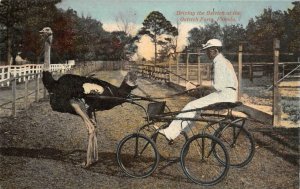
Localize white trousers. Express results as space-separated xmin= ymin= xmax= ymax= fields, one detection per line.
xmin=162 ymin=89 xmax=237 ymax=140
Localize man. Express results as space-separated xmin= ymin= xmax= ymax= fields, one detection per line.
xmin=160 ymin=39 xmax=238 ymax=141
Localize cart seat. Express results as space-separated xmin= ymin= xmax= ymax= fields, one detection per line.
xmin=147 ymin=101 xmax=166 ymax=117
xmin=201 ymin=102 xmax=243 ymax=111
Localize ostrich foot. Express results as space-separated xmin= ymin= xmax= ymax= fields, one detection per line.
xmin=80 ymin=161 xmax=98 ymax=169
xmin=86 ymin=131 xmax=98 ymax=167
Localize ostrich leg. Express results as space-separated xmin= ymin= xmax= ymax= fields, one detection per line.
xmin=89 ymin=112 xmax=98 ymax=162
xmin=70 ymin=101 xmax=98 ymax=167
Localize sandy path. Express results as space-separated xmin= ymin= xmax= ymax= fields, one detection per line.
xmin=0 ymin=70 xmax=298 ymax=189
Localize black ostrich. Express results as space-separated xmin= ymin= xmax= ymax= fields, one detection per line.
xmin=40 ymin=27 xmax=137 ymax=167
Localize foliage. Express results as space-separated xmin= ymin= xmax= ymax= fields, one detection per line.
xmin=0 ymin=1 xmax=137 ymax=65
xmin=222 ymin=24 xmax=246 ymax=52
xmin=0 ymin=0 xmax=61 ymax=64
xmin=187 ymin=2 xmax=299 ymax=62
xmin=285 ymin=1 xmax=300 ymax=56
xmin=188 ymin=22 xmax=222 ymax=49
xmin=246 ymin=8 xmax=286 ymax=53
xmin=137 ymin=11 xmax=178 ymax=64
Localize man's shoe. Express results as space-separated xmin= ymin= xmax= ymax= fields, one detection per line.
xmin=168 ymin=139 xmax=174 ymax=145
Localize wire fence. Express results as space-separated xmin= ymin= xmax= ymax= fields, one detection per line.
xmin=131 ymin=40 xmax=300 ymax=127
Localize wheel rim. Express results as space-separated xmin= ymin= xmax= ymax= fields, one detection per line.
xmin=180 ymin=134 xmax=229 ymax=185
xmin=214 ymin=124 xmax=255 ymax=167
xmin=117 ymin=134 xmax=159 ymax=178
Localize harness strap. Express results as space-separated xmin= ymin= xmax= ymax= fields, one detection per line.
xmin=106 ymin=86 xmax=114 ymax=96
xmin=225 ymin=87 xmax=236 ymax=91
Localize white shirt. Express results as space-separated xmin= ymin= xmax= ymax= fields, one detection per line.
xmin=212 ymin=53 xmax=238 ymax=91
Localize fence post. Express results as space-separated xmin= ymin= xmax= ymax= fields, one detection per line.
xmin=168 ymin=58 xmax=172 ymax=82
xmin=25 ymin=77 xmax=28 ymax=110
xmin=238 ymin=44 xmax=243 ymax=101
xmin=197 ymin=50 xmax=202 ymax=86
xmin=7 ymin=66 xmax=11 ymax=86
xmin=273 ymin=38 xmax=281 ymax=126
xmin=249 ymin=62 xmax=253 ymax=82
xmin=186 ymin=53 xmax=189 ymax=84
xmin=176 ymin=53 xmax=180 ymax=84
xmin=12 ymin=77 xmax=16 ymax=117
xmin=35 ymin=74 xmax=39 ymax=102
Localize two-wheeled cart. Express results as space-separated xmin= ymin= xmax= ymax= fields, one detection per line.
xmin=115 ymin=95 xmax=255 ymax=185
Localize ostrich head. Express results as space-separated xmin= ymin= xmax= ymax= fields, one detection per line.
xmin=124 ymin=71 xmax=137 ymax=88
xmin=39 ymin=27 xmax=53 ymax=43
xmin=119 ymin=71 xmax=138 ymax=96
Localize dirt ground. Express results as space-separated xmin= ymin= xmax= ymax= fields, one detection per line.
xmin=0 ymin=71 xmax=299 ymax=189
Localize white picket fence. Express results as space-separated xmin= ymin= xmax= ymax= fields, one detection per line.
xmin=0 ymin=64 xmax=73 ymax=87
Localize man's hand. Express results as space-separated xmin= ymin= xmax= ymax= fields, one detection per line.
xmin=185 ymin=81 xmax=198 ymax=91
xmin=185 ymin=84 xmax=215 ymax=98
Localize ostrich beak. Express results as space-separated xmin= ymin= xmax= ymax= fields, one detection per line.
xmin=39 ymin=30 xmax=46 ymax=37
xmin=39 ymin=28 xmax=46 ymax=34
xmin=39 ymin=27 xmax=53 ymax=36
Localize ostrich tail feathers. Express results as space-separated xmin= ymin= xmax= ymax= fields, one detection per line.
xmin=42 ymin=71 xmax=56 ymax=92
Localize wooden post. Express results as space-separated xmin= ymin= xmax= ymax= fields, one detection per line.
xmin=35 ymin=74 xmax=39 ymax=102
xmin=273 ymin=38 xmax=281 ymax=126
xmin=12 ymin=77 xmax=16 ymax=117
xmin=238 ymin=44 xmax=243 ymax=101
xmin=168 ymin=57 xmax=171 ymax=82
xmin=176 ymin=53 xmax=180 ymax=84
xmin=197 ymin=50 xmax=202 ymax=86
xmin=249 ymin=62 xmax=253 ymax=82
xmin=7 ymin=66 xmax=11 ymax=86
xmin=25 ymin=77 xmax=28 ymax=110
xmin=282 ymin=64 xmax=285 ymax=78
xmin=186 ymin=53 xmax=189 ymax=84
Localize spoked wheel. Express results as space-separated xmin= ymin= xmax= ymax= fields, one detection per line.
xmin=214 ymin=123 xmax=255 ymax=167
xmin=152 ymin=131 xmax=188 ymax=161
xmin=180 ymin=134 xmax=229 ymax=186
xmin=116 ymin=133 xmax=160 ymax=178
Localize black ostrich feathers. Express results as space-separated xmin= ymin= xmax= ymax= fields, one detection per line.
xmin=42 ymin=71 xmax=137 ymax=115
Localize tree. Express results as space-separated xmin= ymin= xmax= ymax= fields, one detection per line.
xmin=187 ymin=21 xmax=223 ymax=50
xmin=115 ymin=10 xmax=137 ymax=35
xmin=72 ymin=15 xmax=106 ymax=61
xmin=0 ymin=0 xmax=61 ymax=64
xmin=246 ymin=8 xmax=285 ymax=54
xmin=51 ymin=9 xmax=76 ymax=62
xmin=285 ymin=1 xmax=300 ymax=57
xmin=137 ymin=11 xmax=178 ymax=64
xmin=21 ymin=1 xmax=62 ymax=63
xmin=113 ymin=11 xmax=138 ymax=61
xmin=222 ymin=24 xmax=246 ymax=52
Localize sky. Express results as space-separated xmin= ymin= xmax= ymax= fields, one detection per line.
xmin=57 ymin=0 xmax=294 ymax=60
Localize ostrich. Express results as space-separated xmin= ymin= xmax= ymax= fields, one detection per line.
xmin=40 ymin=27 xmax=137 ymax=167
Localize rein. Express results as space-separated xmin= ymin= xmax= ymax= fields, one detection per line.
xmin=132 ymin=87 xmax=202 ymax=100
xmin=158 ymin=66 xmax=199 ymax=87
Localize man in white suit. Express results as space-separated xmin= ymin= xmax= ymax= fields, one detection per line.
xmin=160 ymin=39 xmax=238 ymax=141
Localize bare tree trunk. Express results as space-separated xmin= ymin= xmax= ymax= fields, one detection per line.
xmin=154 ymin=40 xmax=157 ymax=65
xmin=6 ymin=0 xmax=12 ymax=65
xmin=7 ymin=28 xmax=12 ymax=65
xmin=154 ymin=20 xmax=157 ymax=65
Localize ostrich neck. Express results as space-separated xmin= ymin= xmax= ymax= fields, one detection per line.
xmin=118 ymin=80 xmax=136 ymax=96
xmin=43 ymin=36 xmax=52 ymax=71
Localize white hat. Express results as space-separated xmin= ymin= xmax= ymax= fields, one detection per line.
xmin=202 ymin=39 xmax=222 ymax=50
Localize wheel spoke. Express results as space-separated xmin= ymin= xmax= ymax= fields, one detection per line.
xmin=181 ymin=134 xmax=229 ymax=186
xmin=214 ymin=123 xmax=255 ymax=167
xmin=117 ymin=134 xmax=159 ymax=178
